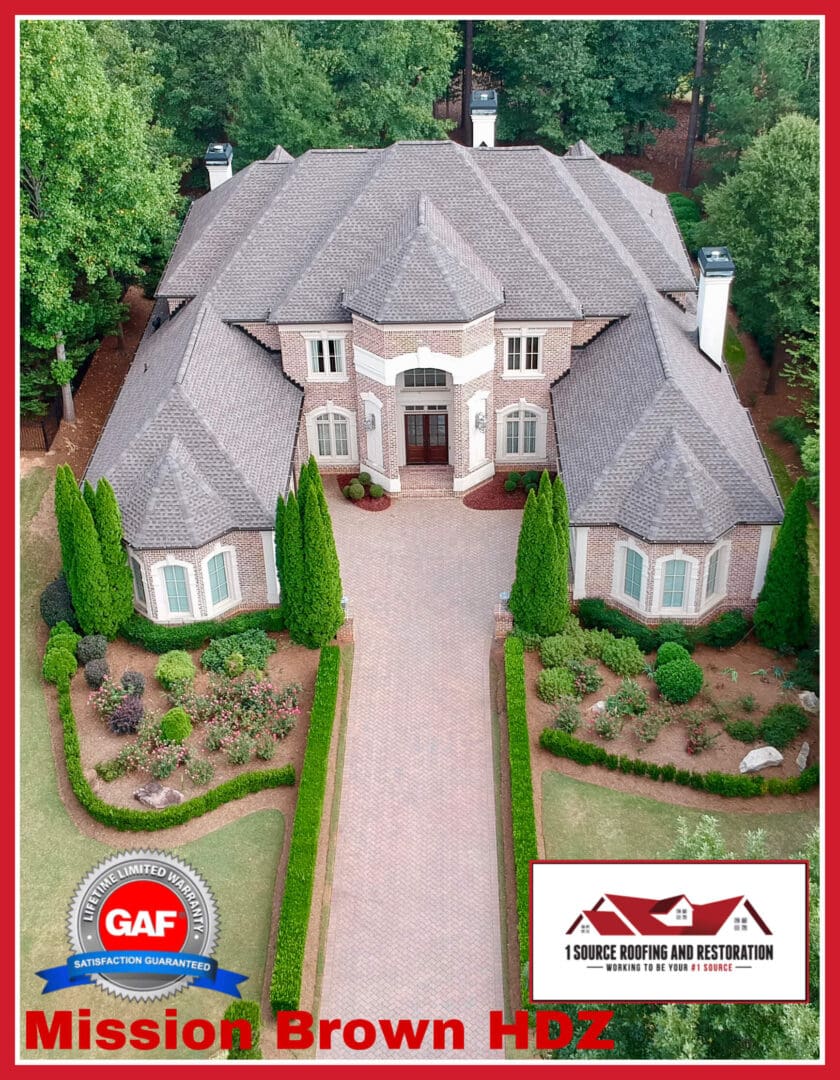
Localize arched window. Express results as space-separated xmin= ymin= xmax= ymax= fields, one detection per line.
xmin=496 ymin=402 xmax=546 ymax=460
xmin=612 ymin=540 xmax=648 ymax=613
xmin=653 ymin=551 xmax=699 ymax=615
xmin=201 ymin=546 xmax=240 ymax=615
xmin=306 ymin=404 xmax=358 ymax=466
xmin=150 ymin=559 xmax=198 ymax=622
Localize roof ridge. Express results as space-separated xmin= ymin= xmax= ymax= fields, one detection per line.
xmin=454 ymin=143 xmax=583 ymax=316
xmin=641 ymin=294 xmax=673 ymax=379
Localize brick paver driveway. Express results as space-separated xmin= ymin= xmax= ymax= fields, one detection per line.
xmin=318 ymin=492 xmax=520 ymax=1059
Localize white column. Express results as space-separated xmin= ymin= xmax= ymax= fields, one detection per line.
xmin=572 ymin=527 xmax=588 ymax=599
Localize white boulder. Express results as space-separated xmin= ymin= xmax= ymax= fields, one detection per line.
xmin=590 ymin=701 xmax=607 ymax=715
xmin=798 ymin=691 xmax=819 ymax=713
xmin=795 ymin=742 xmax=810 ymax=772
xmin=739 ymin=746 xmax=784 ymax=774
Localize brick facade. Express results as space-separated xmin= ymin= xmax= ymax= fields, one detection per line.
xmin=571 ymin=318 xmax=616 ymax=346
xmin=131 ymin=530 xmax=274 ymax=623
xmin=576 ymin=523 xmax=765 ymax=624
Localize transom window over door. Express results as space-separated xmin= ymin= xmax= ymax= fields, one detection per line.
xmin=506 ymin=335 xmax=541 ymax=372
xmin=308 ymin=337 xmax=344 ymax=375
xmin=506 ymin=409 xmax=538 ymax=455
xmin=163 ymin=564 xmax=190 ymax=614
xmin=662 ymin=559 xmax=688 ymax=608
xmin=403 ymin=368 xmax=447 ymax=387
xmin=316 ymin=412 xmax=349 ymax=458
xmin=624 ymin=548 xmax=643 ymax=602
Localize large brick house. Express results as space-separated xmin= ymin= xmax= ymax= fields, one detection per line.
xmin=85 ymin=116 xmax=783 ymax=627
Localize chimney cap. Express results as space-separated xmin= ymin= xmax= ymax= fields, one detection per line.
xmin=470 ymin=89 xmax=498 ymax=114
xmin=204 ymin=142 xmax=233 ymax=165
xmin=698 ymin=246 xmax=735 ymax=277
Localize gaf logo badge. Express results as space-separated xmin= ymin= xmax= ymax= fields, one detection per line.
xmin=36 ymin=850 xmax=247 ymax=1000
xmin=531 ymin=861 xmax=808 ymax=1004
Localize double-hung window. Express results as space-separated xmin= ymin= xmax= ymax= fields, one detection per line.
xmin=207 ymin=552 xmax=230 ymax=606
xmin=662 ymin=559 xmax=688 ymax=608
xmin=308 ymin=337 xmax=345 ymax=377
xmin=623 ymin=548 xmax=643 ymax=603
xmin=505 ymin=334 xmax=542 ymax=374
xmin=316 ymin=412 xmax=350 ymax=459
xmin=505 ymin=409 xmax=538 ymax=455
xmin=163 ymin=564 xmax=191 ymax=615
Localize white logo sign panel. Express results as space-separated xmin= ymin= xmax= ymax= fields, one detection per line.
xmin=531 ymin=861 xmax=808 ymax=1004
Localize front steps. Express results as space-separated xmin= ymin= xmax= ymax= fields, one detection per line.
xmin=396 ymin=465 xmax=460 ymax=498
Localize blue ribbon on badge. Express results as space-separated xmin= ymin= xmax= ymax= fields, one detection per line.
xmin=36 ymin=951 xmax=247 ymax=996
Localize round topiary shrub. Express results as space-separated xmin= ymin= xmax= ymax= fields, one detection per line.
xmin=654 ymin=657 xmax=704 ymax=704
xmin=507 ymin=472 xmax=521 ymax=487
xmin=553 ymin=696 xmax=580 ymax=733
xmin=600 ymin=636 xmax=646 ymax=677
xmin=120 ymin=670 xmax=146 ymax=696
xmin=357 ymin=472 xmax=372 ymax=486
xmin=342 ymin=485 xmax=353 ymax=499
xmin=537 ymin=666 xmax=577 ymax=703
xmin=39 ymin=575 xmax=79 ymax=630
xmin=656 ymin=641 xmax=692 ymax=669
xmin=504 ymin=478 xmax=518 ymax=493
xmin=43 ymin=648 xmax=78 ymax=685
xmin=348 ymin=482 xmax=365 ymax=501
xmin=369 ymin=484 xmax=384 ymax=499
xmin=48 ymin=632 xmax=81 ymax=657
xmin=160 ymin=706 xmax=193 ymax=744
xmin=523 ymin=470 xmax=540 ymax=488
xmin=108 ymin=695 xmax=144 ymax=735
xmin=759 ymin=704 xmax=810 ymax=749
xmin=155 ymin=650 xmax=196 ymax=691
xmin=77 ymin=634 xmax=108 ymax=665
xmin=84 ymin=658 xmax=111 ymax=688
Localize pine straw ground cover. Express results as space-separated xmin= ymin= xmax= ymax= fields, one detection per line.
xmin=72 ymin=632 xmax=321 ymax=809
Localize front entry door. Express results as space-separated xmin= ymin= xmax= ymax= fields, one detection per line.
xmin=405 ymin=412 xmax=449 ymax=464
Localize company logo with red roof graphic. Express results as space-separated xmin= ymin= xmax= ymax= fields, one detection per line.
xmin=566 ymin=893 xmax=772 ymax=937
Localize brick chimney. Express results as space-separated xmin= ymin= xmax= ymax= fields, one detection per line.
xmin=696 ymin=247 xmax=735 ymax=367
xmin=204 ymin=142 xmax=233 ymax=191
xmin=470 ymin=89 xmax=497 ymax=148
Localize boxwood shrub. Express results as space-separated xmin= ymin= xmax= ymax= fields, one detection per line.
xmin=697 ymin=609 xmax=751 ymax=648
xmin=54 ymin=677 xmax=293 ymax=830
xmin=654 ymin=657 xmax=704 ymax=704
xmin=201 ymin=628 xmax=276 ymax=674
xmin=223 ymin=1000 xmax=261 ymax=1060
xmin=656 ymin=641 xmax=691 ymax=669
xmin=84 ymin=658 xmax=110 ymax=689
xmin=270 ymin=646 xmax=341 ymax=1014
xmin=760 ymin=704 xmax=810 ymax=750
xmin=77 ymin=634 xmax=108 ymax=664
xmin=155 ymin=650 xmax=196 ymax=691
xmin=160 ymin=706 xmax=193 ymax=744
xmin=121 ymin=608 xmax=283 ymax=653
xmin=43 ymin=647 xmax=78 ymax=685
xmin=577 ymin=599 xmax=659 ymax=653
xmin=657 ymin=621 xmax=695 ymax=652
xmin=39 ymin=574 xmax=79 ymax=630
xmin=537 ymin=666 xmax=576 ymax=703
xmin=503 ymin=636 xmax=538 ymax=1003
xmin=600 ymin=636 xmax=646 ymax=677
xmin=539 ymin=728 xmax=818 ymax=797
xmin=724 ymin=718 xmax=760 ymax=743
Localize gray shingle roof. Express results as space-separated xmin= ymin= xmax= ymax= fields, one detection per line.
xmin=164 ymin=140 xmax=695 ymax=323
xmin=85 ymin=298 xmax=303 ymax=549
xmin=551 ymin=293 xmax=783 ymax=542
xmin=344 ymin=194 xmax=504 ymax=323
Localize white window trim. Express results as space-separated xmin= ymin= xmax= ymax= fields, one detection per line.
xmin=651 ymin=550 xmax=700 ymax=617
xmin=700 ymin=540 xmax=731 ymax=613
xmin=611 ymin=539 xmax=649 ymax=614
xmin=128 ymin=553 xmax=148 ymax=612
xmin=200 ymin=545 xmax=241 ymax=617
xmin=305 ymin=402 xmax=359 ymax=466
xmin=303 ymin=331 xmax=349 ymax=382
xmin=495 ymin=399 xmax=547 ymax=461
xmin=150 ymin=558 xmax=199 ymax=624
xmin=502 ymin=328 xmax=546 ymax=379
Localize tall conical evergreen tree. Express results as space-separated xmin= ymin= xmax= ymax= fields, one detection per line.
xmin=754 ymin=479 xmax=812 ymax=650
xmin=552 ymin=474 xmax=569 ymax=536
xmin=54 ymin=464 xmax=78 ymax=582
xmin=274 ymin=491 xmax=286 ymax=622
xmin=306 ymin=455 xmax=342 ymax=597
xmin=508 ymin=489 xmax=568 ymax=636
xmin=297 ymin=459 xmax=312 ymax=521
xmin=91 ymin=477 xmax=135 ymax=630
xmin=538 ymin=469 xmax=552 ymax=502
xmin=282 ymin=491 xmax=306 ymax=644
xmin=66 ymin=482 xmax=116 ymax=637
xmin=82 ymin=479 xmax=98 ymax=519
xmin=300 ymin=484 xmax=345 ymax=647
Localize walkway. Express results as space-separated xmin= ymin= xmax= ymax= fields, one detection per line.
xmin=318 ymin=491 xmax=521 ymax=1058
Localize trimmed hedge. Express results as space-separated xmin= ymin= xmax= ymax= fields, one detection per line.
xmin=504 ymin=636 xmax=539 ymax=1002
xmin=270 ymin=646 xmax=341 ymax=1013
xmin=54 ymin=675 xmax=293 ymax=830
xmin=223 ymin=999 xmax=261 ymax=1060
xmin=121 ymin=608 xmax=283 ymax=653
xmin=577 ymin=599 xmax=659 ymax=653
xmin=577 ymin=598 xmax=753 ymax=654
xmin=539 ymin=728 xmax=819 ymax=797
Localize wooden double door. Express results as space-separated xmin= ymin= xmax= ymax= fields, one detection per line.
xmin=404 ymin=411 xmax=449 ymax=464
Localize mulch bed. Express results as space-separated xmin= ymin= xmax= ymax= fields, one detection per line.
xmin=463 ymin=472 xmax=527 ymax=510
xmin=335 ymin=474 xmax=391 ymax=512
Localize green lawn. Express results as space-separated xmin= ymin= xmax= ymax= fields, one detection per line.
xmin=20 ymin=469 xmax=284 ymax=1059
xmin=761 ymin=443 xmax=820 ymax=623
xmin=723 ymin=323 xmax=747 ymax=380
xmin=542 ymin=771 xmax=818 ymax=860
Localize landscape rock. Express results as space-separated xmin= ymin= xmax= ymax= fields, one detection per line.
xmin=739 ymin=746 xmax=784 ymax=774
xmin=590 ymin=700 xmax=607 ymax=715
xmin=795 ymin=742 xmax=810 ymax=773
xmin=134 ymin=781 xmax=184 ymax=809
xmin=798 ymin=691 xmax=819 ymax=713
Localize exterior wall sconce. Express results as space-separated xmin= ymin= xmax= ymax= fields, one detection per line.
xmin=340 ymin=596 xmax=349 ymax=612
xmin=364 ymin=414 xmax=376 ymax=431
xmin=474 ymin=413 xmax=487 ymax=432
